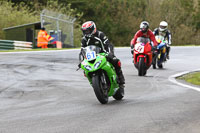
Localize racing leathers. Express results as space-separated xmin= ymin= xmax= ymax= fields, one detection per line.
xmin=153 ymin=28 xmax=171 ymax=59
xmin=80 ymin=30 xmax=125 ymax=85
xmin=130 ymin=30 xmax=158 ymax=54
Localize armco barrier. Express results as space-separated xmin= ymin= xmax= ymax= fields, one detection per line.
xmin=13 ymin=41 xmax=32 ymax=50
xmin=0 ymin=40 xmax=14 ymax=50
xmin=0 ymin=40 xmax=32 ymax=50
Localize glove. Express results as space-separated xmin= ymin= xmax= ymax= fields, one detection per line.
xmin=131 ymin=45 xmax=134 ymax=55
xmin=152 ymin=46 xmax=157 ymax=51
xmin=131 ymin=49 xmax=134 ymax=55
xmin=106 ymin=52 xmax=114 ymax=62
xmin=167 ymin=44 xmax=170 ymax=47
xmin=107 ymin=52 xmax=114 ymax=58
xmin=78 ymin=63 xmax=81 ymax=68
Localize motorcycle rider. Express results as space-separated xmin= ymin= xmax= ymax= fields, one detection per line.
xmin=79 ymin=21 xmax=125 ymax=86
xmin=153 ymin=21 xmax=171 ymax=59
xmin=130 ymin=21 xmax=158 ymax=55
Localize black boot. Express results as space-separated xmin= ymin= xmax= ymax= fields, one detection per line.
xmin=116 ymin=69 xmax=125 ymax=85
xmin=166 ymin=55 xmax=169 ymax=60
xmin=166 ymin=46 xmax=170 ymax=60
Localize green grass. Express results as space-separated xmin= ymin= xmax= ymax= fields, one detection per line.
xmin=0 ymin=48 xmax=80 ymax=52
xmin=178 ymin=72 xmax=200 ymax=86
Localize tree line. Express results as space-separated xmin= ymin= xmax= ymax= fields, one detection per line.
xmin=1 ymin=0 xmax=200 ymax=46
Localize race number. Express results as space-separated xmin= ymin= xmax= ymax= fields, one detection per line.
xmin=135 ymin=43 xmax=144 ymax=53
xmin=86 ymin=51 xmax=96 ymax=61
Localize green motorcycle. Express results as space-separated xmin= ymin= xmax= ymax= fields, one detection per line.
xmin=79 ymin=45 xmax=124 ymax=104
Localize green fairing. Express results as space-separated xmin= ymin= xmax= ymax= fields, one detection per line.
xmin=81 ymin=53 xmax=119 ymax=96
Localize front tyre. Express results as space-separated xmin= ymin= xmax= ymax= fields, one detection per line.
xmin=138 ymin=57 xmax=145 ymax=76
xmin=92 ymin=75 xmax=108 ymax=104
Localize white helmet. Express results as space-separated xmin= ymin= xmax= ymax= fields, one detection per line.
xmin=159 ymin=21 xmax=168 ymax=32
xmin=140 ymin=21 xmax=149 ymax=33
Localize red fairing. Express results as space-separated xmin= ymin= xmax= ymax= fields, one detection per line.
xmin=134 ymin=42 xmax=152 ymax=67
xmin=136 ymin=54 xmax=145 ymax=63
xmin=144 ymin=42 xmax=152 ymax=53
xmin=130 ymin=30 xmax=158 ymax=47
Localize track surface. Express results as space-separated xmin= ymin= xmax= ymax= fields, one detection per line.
xmin=0 ymin=47 xmax=200 ymax=133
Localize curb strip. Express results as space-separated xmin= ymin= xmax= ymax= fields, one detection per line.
xmin=168 ymin=69 xmax=200 ymax=92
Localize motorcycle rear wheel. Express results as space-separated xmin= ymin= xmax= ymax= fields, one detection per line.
xmin=92 ymin=75 xmax=109 ymax=104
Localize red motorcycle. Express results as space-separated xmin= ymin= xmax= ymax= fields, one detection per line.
xmin=133 ymin=37 xmax=153 ymax=76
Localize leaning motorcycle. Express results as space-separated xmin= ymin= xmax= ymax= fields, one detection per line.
xmin=79 ymin=45 xmax=124 ymax=104
xmin=152 ymin=35 xmax=167 ymax=69
xmin=133 ymin=37 xmax=153 ymax=76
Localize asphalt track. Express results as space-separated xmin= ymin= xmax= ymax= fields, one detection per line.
xmin=0 ymin=46 xmax=200 ymax=133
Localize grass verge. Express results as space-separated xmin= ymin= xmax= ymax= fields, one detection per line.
xmin=0 ymin=48 xmax=80 ymax=52
xmin=177 ymin=72 xmax=200 ymax=86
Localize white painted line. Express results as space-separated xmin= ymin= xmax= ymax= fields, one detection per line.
xmin=168 ymin=69 xmax=200 ymax=92
xmin=0 ymin=47 xmax=127 ymax=54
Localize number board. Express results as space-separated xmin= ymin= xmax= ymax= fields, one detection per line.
xmin=86 ymin=51 xmax=96 ymax=61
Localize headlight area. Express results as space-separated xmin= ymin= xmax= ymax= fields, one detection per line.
xmin=94 ymin=60 xmax=102 ymax=69
xmin=84 ymin=65 xmax=92 ymax=71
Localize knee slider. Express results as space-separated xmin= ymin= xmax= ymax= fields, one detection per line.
xmin=117 ymin=60 xmax=121 ymax=67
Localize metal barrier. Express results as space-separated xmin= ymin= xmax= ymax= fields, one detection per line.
xmin=0 ymin=40 xmax=32 ymax=50
xmin=40 ymin=9 xmax=76 ymax=48
xmin=13 ymin=41 xmax=32 ymax=50
xmin=0 ymin=40 xmax=14 ymax=50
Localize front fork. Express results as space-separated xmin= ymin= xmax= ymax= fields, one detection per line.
xmin=99 ymin=72 xmax=108 ymax=90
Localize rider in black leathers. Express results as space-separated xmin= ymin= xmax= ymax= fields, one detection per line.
xmin=79 ymin=21 xmax=125 ymax=86
xmin=153 ymin=21 xmax=172 ymax=59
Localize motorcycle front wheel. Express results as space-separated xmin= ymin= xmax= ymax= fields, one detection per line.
xmin=92 ymin=74 xmax=109 ymax=104
xmin=138 ymin=57 xmax=146 ymax=76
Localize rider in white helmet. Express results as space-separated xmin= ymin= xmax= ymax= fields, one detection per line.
xmin=153 ymin=21 xmax=172 ymax=59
